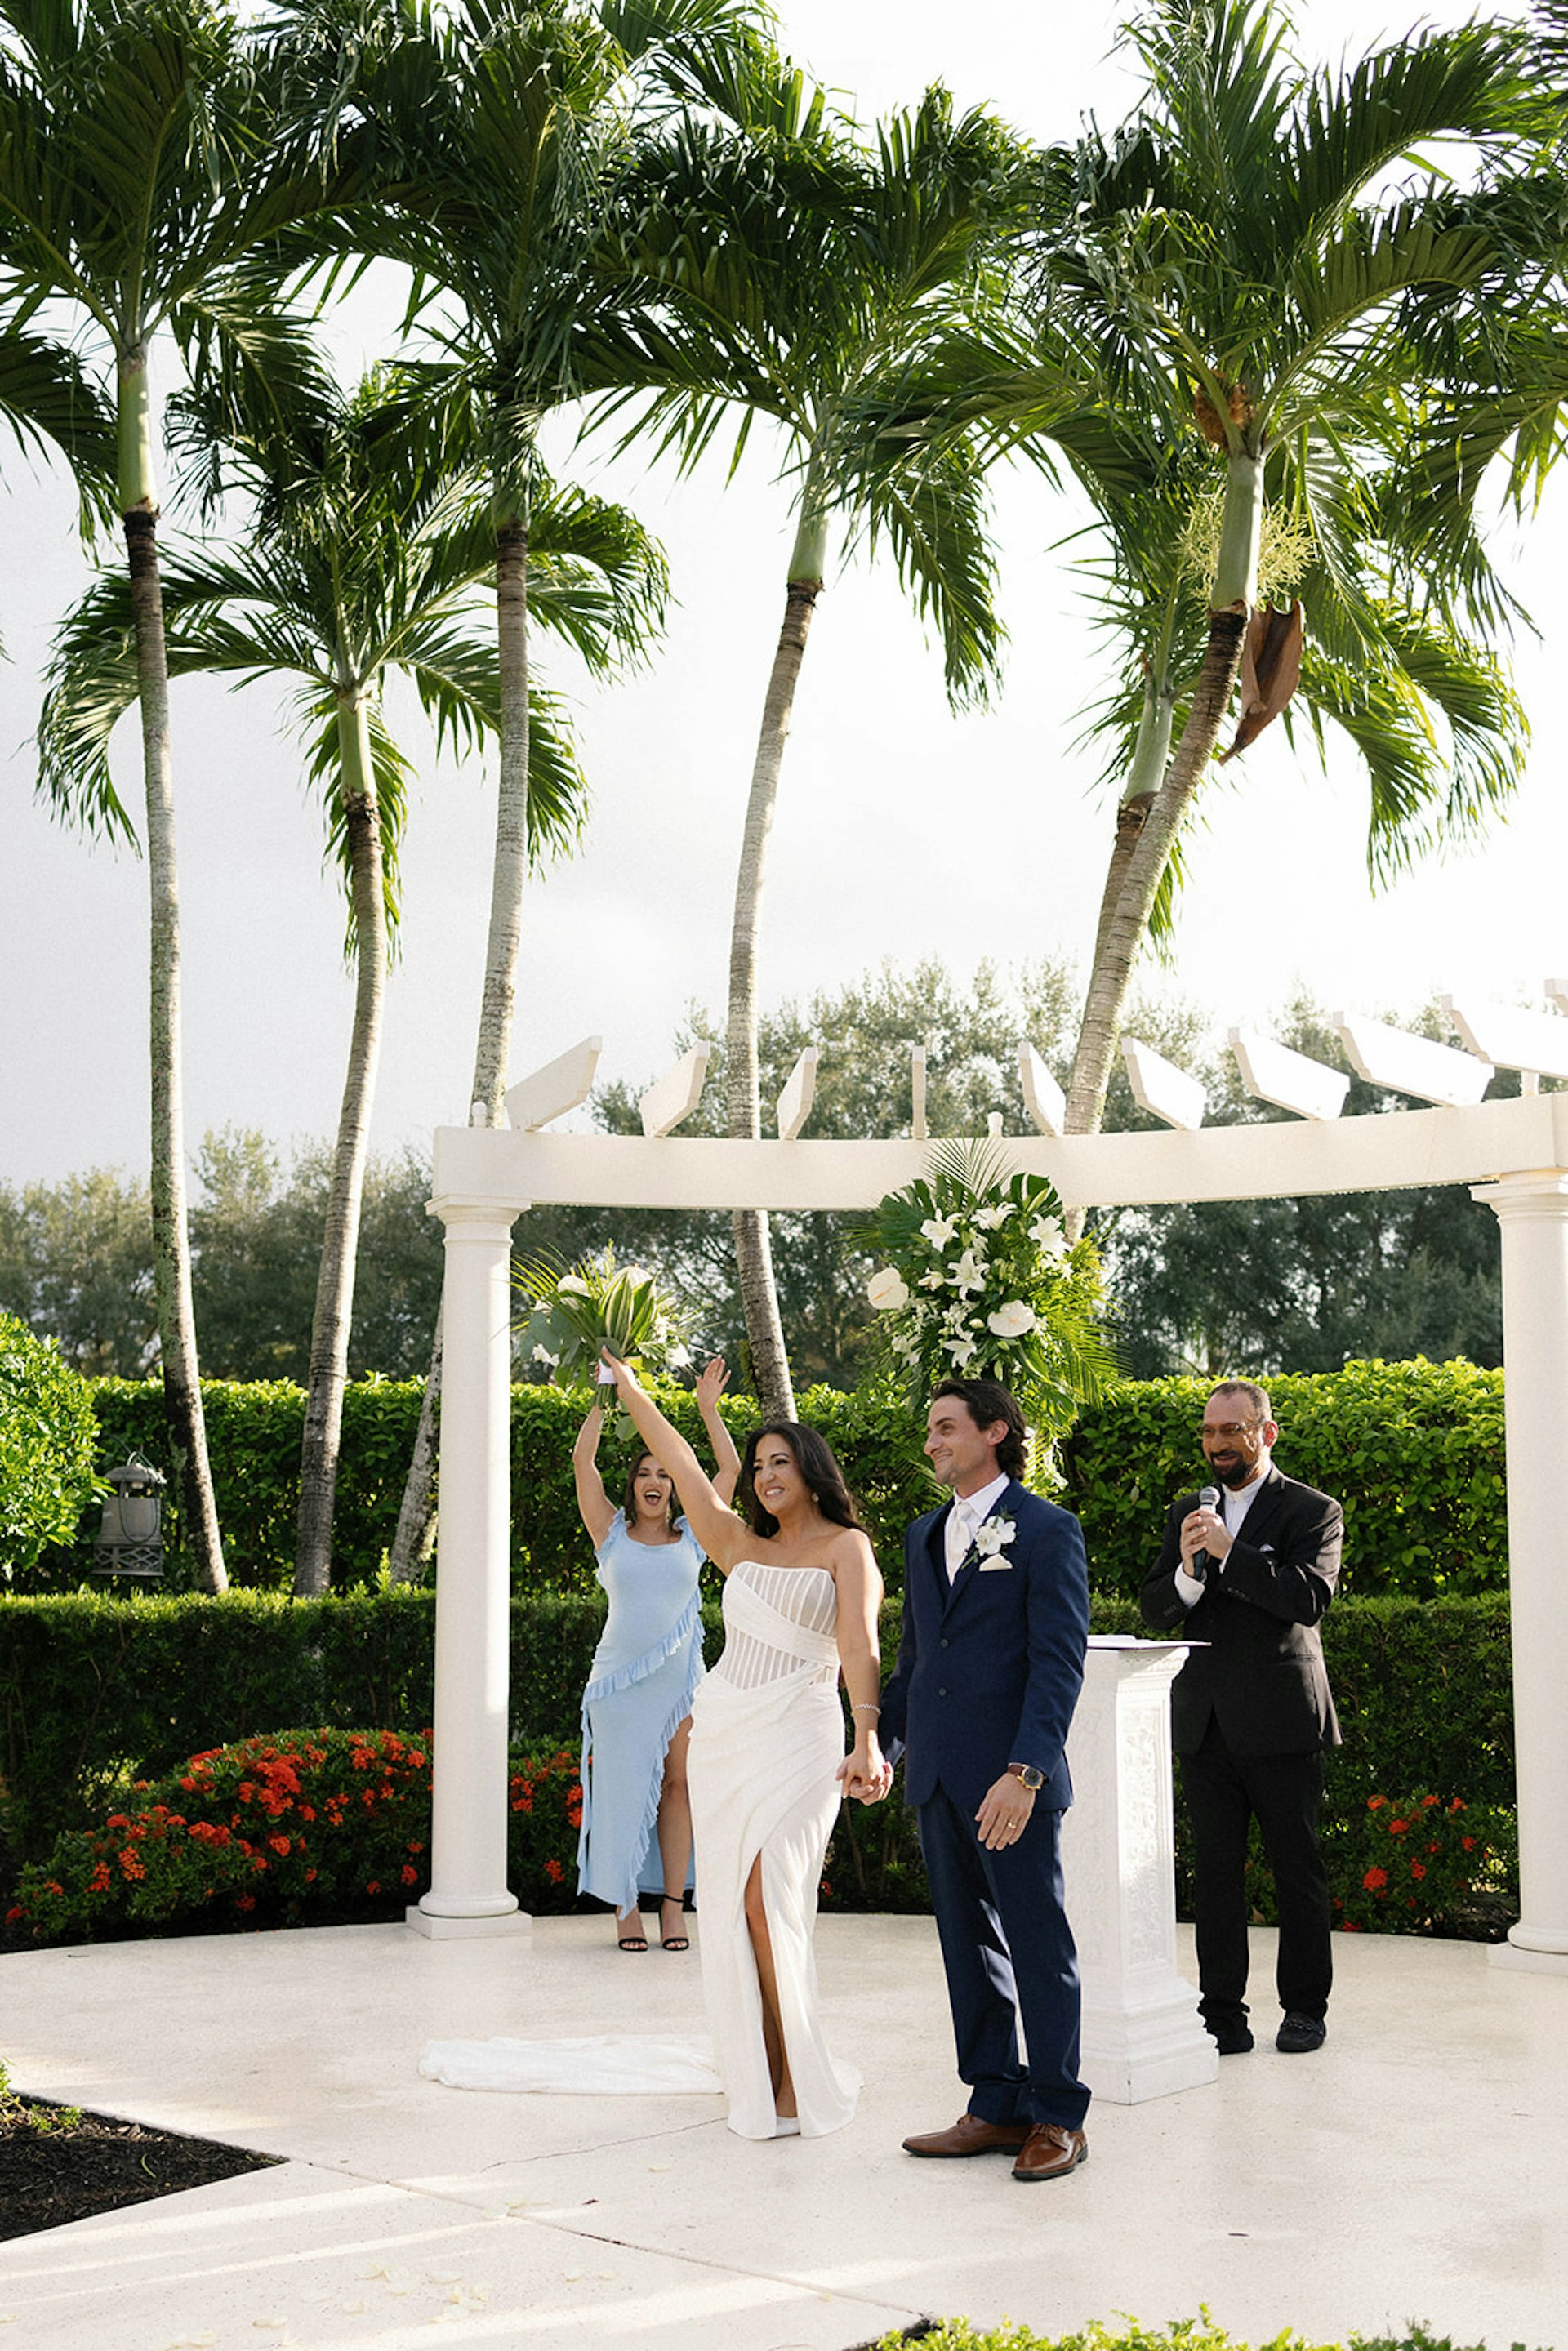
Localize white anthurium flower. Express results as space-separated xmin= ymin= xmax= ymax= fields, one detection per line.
xmin=866 ymin=1266 xmax=911 ymax=1312
xmin=944 ymin=1333 xmax=980 ymax=1366
xmin=947 ymin=1249 xmax=987 ymax=1294
xmin=920 ymin=1214 xmax=959 ymax=1248
xmin=622 ymin=1265 xmax=653 ymax=1285
xmin=975 ymin=1516 xmax=1017 ymax=1557
xmin=1029 ymin=1215 xmax=1068 ymax=1259
xmin=987 ymin=1300 xmax=1037 ymax=1339
xmin=557 ymin=1275 xmax=590 ymax=1296
xmin=975 ymin=1203 xmax=1013 ymax=1230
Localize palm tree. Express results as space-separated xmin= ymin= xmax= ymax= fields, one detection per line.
xmin=1040 ymin=0 xmax=1562 ymax=1135
xmin=39 ymin=368 xmax=667 ymax=1594
xmin=600 ymin=64 xmax=1016 ymax=1412
xmin=293 ymin=0 xmax=745 ymax=1571
xmin=0 ymin=0 xmax=362 ymax=1589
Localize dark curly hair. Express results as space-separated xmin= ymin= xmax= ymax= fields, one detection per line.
xmin=930 ymin=1379 xmax=1027 ymax=1481
xmin=740 ymin=1422 xmax=866 ymax=1539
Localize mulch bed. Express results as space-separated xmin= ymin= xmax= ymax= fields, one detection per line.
xmin=0 ymin=2100 xmax=277 ymax=2241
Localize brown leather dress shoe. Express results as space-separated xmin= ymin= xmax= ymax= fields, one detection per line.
xmin=902 ymin=2113 xmax=1031 ymax=2157
xmin=1012 ymin=2122 xmax=1089 ymax=2182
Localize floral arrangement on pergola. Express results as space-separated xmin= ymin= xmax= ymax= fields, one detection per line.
xmin=859 ymin=1142 xmax=1116 ymax=1465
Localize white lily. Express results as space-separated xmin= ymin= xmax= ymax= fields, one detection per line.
xmin=920 ymin=1214 xmax=959 ymax=1248
xmin=947 ymin=1248 xmax=987 ymax=1294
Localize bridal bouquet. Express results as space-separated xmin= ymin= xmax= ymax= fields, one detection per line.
xmin=512 ymin=1246 xmax=697 ymax=1412
xmin=859 ymin=1142 xmax=1115 ymax=1453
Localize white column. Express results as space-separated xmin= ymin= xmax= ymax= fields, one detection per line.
xmin=1062 ymin=1639 xmax=1217 ymax=2101
xmin=1474 ymin=1171 xmax=1568 ymax=1972
xmin=408 ymin=1204 xmax=529 ymax=1939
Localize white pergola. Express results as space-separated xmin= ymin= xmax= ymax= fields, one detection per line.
xmin=407 ymin=1043 xmax=1568 ymax=1977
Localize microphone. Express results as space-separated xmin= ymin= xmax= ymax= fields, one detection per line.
xmin=1192 ymin=1485 xmax=1221 ymax=1578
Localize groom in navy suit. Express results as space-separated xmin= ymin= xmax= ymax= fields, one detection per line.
xmin=879 ymin=1378 xmax=1091 ymax=2182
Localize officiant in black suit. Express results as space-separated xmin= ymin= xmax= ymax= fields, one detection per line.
xmin=1142 ymin=1380 xmax=1343 ymax=2057
xmin=880 ymin=1378 xmax=1092 ymax=2183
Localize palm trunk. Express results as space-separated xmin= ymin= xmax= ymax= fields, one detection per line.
xmin=294 ymin=688 xmax=386 ymax=1596
xmin=728 ymin=495 xmax=827 ymax=1419
xmin=389 ymin=501 xmax=529 ymax=1582
xmin=1065 ymin=443 xmax=1263 ymax=1140
xmin=124 ymin=501 xmax=227 ymax=1595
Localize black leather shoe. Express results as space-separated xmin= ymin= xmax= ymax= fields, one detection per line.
xmin=1208 ymin=2024 xmax=1254 ymax=2055
xmin=1276 ymin=2011 xmax=1327 ymax=2053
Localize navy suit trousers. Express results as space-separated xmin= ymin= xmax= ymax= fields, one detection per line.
xmin=916 ymin=1781 xmax=1089 ymax=2131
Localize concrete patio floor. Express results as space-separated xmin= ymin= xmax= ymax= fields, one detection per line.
xmin=1 ymin=1912 xmax=1564 ymax=2351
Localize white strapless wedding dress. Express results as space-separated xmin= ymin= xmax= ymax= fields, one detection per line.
xmin=684 ymin=1559 xmax=860 ymax=2140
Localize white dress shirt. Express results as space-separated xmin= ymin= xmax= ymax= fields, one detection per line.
xmin=944 ymin=1469 xmax=1012 ymax=1581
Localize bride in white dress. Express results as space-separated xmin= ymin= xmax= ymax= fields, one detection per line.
xmin=604 ymin=1355 xmax=891 ymax=2139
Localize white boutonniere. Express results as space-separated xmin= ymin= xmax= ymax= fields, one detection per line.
xmin=974 ymin=1516 xmax=1017 ymax=1568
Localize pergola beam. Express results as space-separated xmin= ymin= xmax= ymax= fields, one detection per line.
xmin=431 ymin=1089 xmax=1568 ymax=1218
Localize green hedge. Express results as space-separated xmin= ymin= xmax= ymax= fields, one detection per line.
xmin=52 ymin=1358 xmax=1510 ymax=1601
xmin=1061 ymin=1360 xmax=1507 ymax=1601
xmin=0 ymin=1587 xmax=1517 ymax=1940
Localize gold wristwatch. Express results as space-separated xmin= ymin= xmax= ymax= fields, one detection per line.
xmin=1008 ymin=1762 xmax=1045 ymax=1791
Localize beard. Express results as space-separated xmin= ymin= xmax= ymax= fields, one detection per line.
xmin=1209 ymin=1454 xmax=1259 ymax=1489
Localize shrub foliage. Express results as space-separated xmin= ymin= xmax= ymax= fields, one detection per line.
xmin=0 ymin=1313 xmax=100 ymax=1581
xmin=51 ymin=1358 xmax=1510 ymax=1601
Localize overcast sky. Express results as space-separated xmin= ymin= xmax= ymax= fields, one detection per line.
xmin=3 ymin=0 xmax=1560 ymax=1190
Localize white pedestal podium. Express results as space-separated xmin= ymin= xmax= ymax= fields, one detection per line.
xmin=1062 ymin=1636 xmax=1216 ymax=2104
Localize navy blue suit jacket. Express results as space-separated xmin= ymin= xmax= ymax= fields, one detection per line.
xmin=880 ymin=1480 xmax=1090 ymax=1815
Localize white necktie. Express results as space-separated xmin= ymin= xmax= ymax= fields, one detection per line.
xmin=949 ymin=1499 xmax=973 ymax=1580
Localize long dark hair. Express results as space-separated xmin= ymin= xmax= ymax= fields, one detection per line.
xmin=740 ymin=1421 xmax=866 ymax=1540
xmin=620 ymin=1450 xmax=679 ymax=1532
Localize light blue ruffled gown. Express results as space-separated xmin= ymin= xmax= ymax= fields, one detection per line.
xmin=577 ymin=1510 xmax=706 ymax=1913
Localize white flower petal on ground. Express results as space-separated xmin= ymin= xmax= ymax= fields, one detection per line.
xmin=987 ymin=1300 xmax=1037 ymax=1338
xmin=866 ymin=1266 xmax=911 ymax=1312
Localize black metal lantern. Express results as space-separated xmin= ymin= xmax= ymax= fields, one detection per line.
xmin=92 ymin=1452 xmax=167 ymax=1583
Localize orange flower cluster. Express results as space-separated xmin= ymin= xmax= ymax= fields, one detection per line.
xmin=1331 ymin=1790 xmax=1506 ymax=1936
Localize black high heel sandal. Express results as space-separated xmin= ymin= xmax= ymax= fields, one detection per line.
xmin=659 ymin=1892 xmax=689 ymax=1951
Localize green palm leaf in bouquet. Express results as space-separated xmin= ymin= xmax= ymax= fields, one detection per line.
xmin=513 ymin=1246 xmax=699 ymax=1438
xmin=855 ymin=1141 xmax=1117 ymax=1481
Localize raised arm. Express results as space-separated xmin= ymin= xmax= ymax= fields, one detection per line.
xmin=572 ymin=1399 xmax=616 ymax=1549
xmin=694 ymin=1355 xmax=742 ymax=1508
xmin=605 ymin=1354 xmax=745 ymax=1571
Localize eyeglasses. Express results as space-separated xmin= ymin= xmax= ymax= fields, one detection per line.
xmin=1199 ymin=1419 xmax=1262 ymax=1440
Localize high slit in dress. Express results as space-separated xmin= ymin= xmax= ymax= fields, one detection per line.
xmin=685 ymin=1559 xmax=860 ymax=2139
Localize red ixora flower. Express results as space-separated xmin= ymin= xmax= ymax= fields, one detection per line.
xmin=1366 ymin=1795 xmax=1387 ymax=1810
xmin=1388 ymin=1818 xmax=1410 ymax=1836
xmin=1410 ymin=1862 xmax=1427 ymax=1880
xmin=1462 ymin=1836 xmax=1477 ymax=1852
xmin=543 ymin=1859 xmax=565 ymax=1884
xmin=1363 ymin=1866 xmax=1389 ymax=1893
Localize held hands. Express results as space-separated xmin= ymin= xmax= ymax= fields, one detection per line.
xmin=975 ymin=1770 xmax=1036 ymax=1850
xmin=1179 ymin=1504 xmax=1232 ymax=1574
xmin=837 ymin=1738 xmax=893 ymax=1806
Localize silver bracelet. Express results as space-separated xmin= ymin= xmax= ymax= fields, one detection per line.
xmin=850 ymin=1703 xmax=880 ymax=1715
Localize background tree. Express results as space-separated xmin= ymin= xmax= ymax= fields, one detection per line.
xmin=604 ymin=61 xmax=1018 ymax=1413
xmin=2 ymin=0 xmax=364 ymax=1588
xmin=42 ymin=370 xmax=659 ymax=1588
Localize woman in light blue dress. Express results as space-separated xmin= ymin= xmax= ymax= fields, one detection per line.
xmin=572 ymin=1359 xmax=740 ymax=1952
